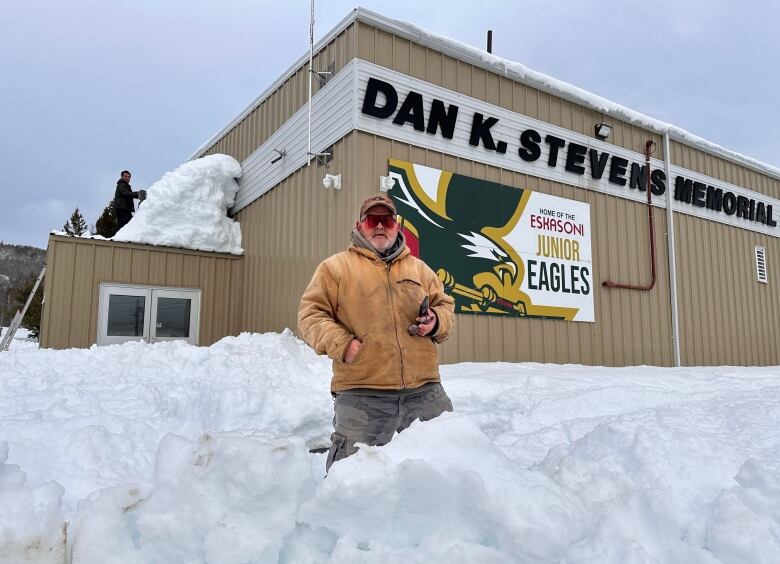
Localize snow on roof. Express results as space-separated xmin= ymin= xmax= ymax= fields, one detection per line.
xmin=388 ymin=14 xmax=780 ymax=179
xmin=192 ymin=7 xmax=780 ymax=181
xmin=113 ymin=154 xmax=243 ymax=255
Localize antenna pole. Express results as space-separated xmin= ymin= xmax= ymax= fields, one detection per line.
xmin=308 ymin=0 xmax=314 ymax=166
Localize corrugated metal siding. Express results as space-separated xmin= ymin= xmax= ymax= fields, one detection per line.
xmin=232 ymin=62 xmax=357 ymax=212
xmin=235 ymin=134 xmax=359 ymax=335
xmin=199 ymin=24 xmax=356 ymax=163
xmin=353 ymin=132 xmax=674 ymax=366
xmin=236 ymin=130 xmax=674 ymax=366
xmin=667 ymin=141 xmax=780 ymax=365
xmin=351 ymin=22 xmax=780 ymax=366
xmin=217 ymin=19 xmax=778 ymax=367
xmin=356 ymin=22 xmax=665 ymax=163
xmin=674 ymin=215 xmax=779 ymax=365
xmin=670 ymin=139 xmax=780 ymax=199
xmin=40 ymin=236 xmax=243 ymax=349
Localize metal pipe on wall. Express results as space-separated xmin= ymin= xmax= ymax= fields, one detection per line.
xmin=664 ymin=131 xmax=681 ymax=366
xmin=602 ymin=139 xmax=658 ymax=291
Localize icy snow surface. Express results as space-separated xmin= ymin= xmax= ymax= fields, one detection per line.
xmin=1 ymin=331 xmax=779 ymax=562
xmin=113 ymin=154 xmax=243 ymax=254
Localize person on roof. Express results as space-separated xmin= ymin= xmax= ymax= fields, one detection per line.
xmin=113 ymin=170 xmax=145 ymax=230
xmin=298 ymin=193 xmax=455 ymax=472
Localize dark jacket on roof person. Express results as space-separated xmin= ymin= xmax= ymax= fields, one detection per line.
xmin=113 ymin=179 xmax=139 ymax=212
xmin=113 ymin=172 xmax=145 ymax=230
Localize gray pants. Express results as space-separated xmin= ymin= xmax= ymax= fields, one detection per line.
xmin=326 ymin=382 xmax=453 ymax=472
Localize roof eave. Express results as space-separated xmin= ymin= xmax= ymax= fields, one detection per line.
xmin=190 ymin=6 xmax=780 ymax=181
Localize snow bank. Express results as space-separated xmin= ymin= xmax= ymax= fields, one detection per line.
xmin=113 ymin=154 xmax=243 ymax=254
xmin=0 ymin=331 xmax=332 ymax=517
xmin=0 ymin=443 xmax=66 ymax=564
xmin=2 ymin=331 xmax=780 ymax=562
xmin=71 ymin=432 xmax=314 ymax=563
xmin=0 ymin=326 xmax=38 ymax=351
xmin=298 ymin=414 xmax=589 ymax=562
xmin=705 ymin=458 xmax=780 ymax=563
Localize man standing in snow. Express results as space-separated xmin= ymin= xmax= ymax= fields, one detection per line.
xmin=298 ymin=194 xmax=455 ymax=471
xmin=113 ymin=170 xmax=145 ymax=230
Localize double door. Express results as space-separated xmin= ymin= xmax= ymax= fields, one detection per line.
xmin=98 ymin=284 xmax=201 ymax=345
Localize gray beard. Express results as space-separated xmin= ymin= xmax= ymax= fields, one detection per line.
xmin=350 ymin=228 xmax=406 ymax=262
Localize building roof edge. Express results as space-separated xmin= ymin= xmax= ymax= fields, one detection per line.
xmin=190 ymin=6 xmax=780 ymax=181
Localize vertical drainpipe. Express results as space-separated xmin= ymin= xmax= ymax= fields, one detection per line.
xmin=664 ymin=131 xmax=681 ymax=367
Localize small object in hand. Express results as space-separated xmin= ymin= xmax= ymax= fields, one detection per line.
xmin=407 ymin=295 xmax=430 ymax=335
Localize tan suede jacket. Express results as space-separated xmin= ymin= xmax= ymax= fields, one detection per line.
xmin=298 ymin=244 xmax=455 ymax=392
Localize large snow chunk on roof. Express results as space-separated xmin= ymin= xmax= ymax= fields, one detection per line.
xmin=114 ymin=154 xmax=243 ymax=254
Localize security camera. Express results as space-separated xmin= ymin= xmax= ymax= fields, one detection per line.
xmin=322 ymin=173 xmax=342 ymax=190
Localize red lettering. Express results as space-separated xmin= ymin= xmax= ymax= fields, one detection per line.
xmin=530 ymin=214 xmax=586 ymax=236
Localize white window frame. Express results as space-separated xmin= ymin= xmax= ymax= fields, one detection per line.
xmin=755 ymin=245 xmax=768 ymax=284
xmin=97 ymin=283 xmax=201 ymax=346
xmin=97 ymin=284 xmax=152 ymax=346
xmin=149 ymin=288 xmax=201 ymax=344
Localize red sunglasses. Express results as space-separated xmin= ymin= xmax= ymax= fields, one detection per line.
xmin=361 ymin=214 xmax=397 ymax=229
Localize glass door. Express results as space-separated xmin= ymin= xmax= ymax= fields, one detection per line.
xmin=149 ymin=289 xmax=200 ymax=345
xmin=98 ymin=284 xmax=201 ymax=346
xmin=98 ymin=285 xmax=152 ymax=345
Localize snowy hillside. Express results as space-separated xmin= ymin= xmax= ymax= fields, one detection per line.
xmin=1 ymin=332 xmax=778 ymax=563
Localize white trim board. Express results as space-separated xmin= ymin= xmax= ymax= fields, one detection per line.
xmin=235 ymin=59 xmax=780 ymax=239
xmin=354 ymin=61 xmax=780 ymax=239
xmin=231 ymin=63 xmax=356 ymax=213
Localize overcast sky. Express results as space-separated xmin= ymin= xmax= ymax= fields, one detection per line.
xmin=2 ymin=0 xmax=778 ymax=249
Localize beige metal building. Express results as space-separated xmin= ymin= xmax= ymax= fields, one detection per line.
xmin=42 ymin=8 xmax=780 ymax=367
xmin=40 ymin=236 xmax=243 ymax=348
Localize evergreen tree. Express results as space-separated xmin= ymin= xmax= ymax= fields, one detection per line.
xmin=11 ymin=274 xmax=43 ymax=339
xmin=63 ymin=207 xmax=88 ymax=236
xmin=0 ymin=275 xmax=11 ymax=329
xmin=95 ymin=201 xmax=118 ymax=238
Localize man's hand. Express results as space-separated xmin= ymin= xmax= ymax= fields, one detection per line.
xmin=414 ymin=308 xmax=437 ymax=337
xmin=343 ymin=338 xmax=362 ymax=363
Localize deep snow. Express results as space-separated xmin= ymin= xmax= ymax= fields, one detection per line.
xmin=1 ymin=332 xmax=778 ymax=562
xmin=112 ymin=154 xmax=242 ymax=254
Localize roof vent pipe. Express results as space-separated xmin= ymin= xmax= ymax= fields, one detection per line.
xmin=486 ymin=30 xmax=493 ymax=54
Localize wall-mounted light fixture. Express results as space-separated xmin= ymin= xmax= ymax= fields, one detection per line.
xmin=322 ymin=173 xmax=341 ymax=190
xmin=595 ymin=123 xmax=612 ymax=140
xmin=379 ymin=175 xmax=395 ymax=192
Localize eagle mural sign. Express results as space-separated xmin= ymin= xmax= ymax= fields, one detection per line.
xmin=387 ymin=160 xmax=595 ymax=322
